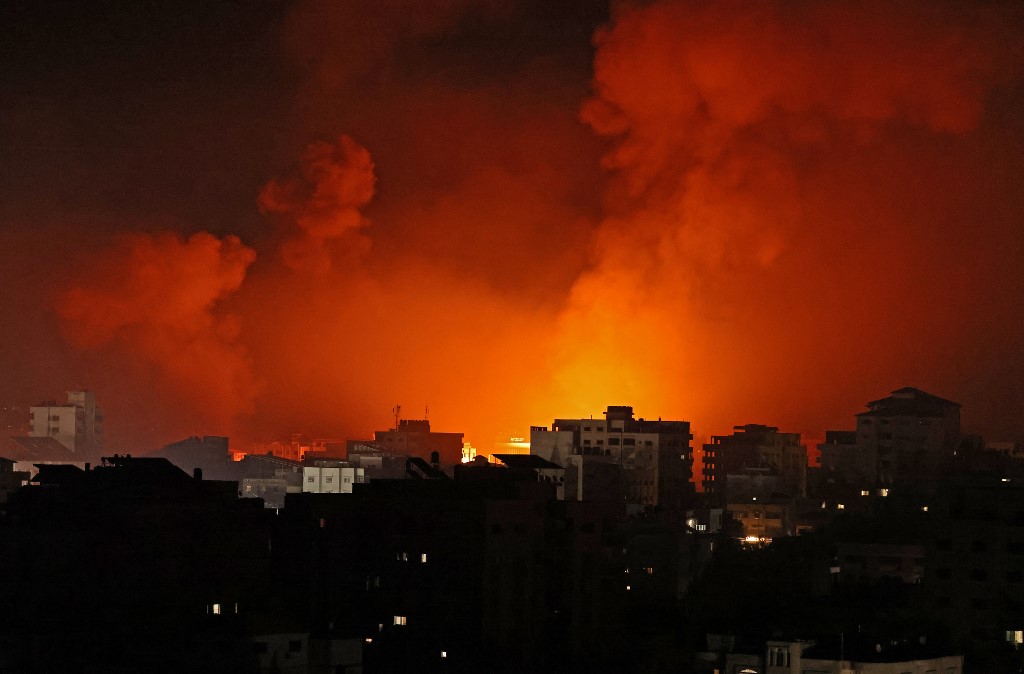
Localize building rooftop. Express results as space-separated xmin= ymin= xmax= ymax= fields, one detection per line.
xmin=492 ymin=454 xmax=562 ymax=470
xmin=858 ymin=386 xmax=960 ymax=418
xmin=3 ymin=436 xmax=79 ymax=462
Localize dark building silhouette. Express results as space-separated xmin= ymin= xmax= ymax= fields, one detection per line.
xmin=274 ymin=463 xmax=629 ymax=672
xmin=821 ymin=387 xmax=961 ymax=491
xmin=0 ymin=455 xmax=273 ymax=673
xmin=702 ymin=424 xmax=807 ymax=505
xmin=157 ymin=434 xmax=235 ymax=481
xmin=362 ymin=419 xmax=465 ymax=465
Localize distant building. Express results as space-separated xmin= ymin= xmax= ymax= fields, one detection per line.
xmin=823 ymin=387 xmax=961 ymax=489
xmin=28 ymin=390 xmax=103 ymax=457
xmin=818 ymin=430 xmax=872 ymax=483
xmin=530 ymin=405 xmax=693 ymax=512
xmin=238 ymin=453 xmax=304 ymax=508
xmin=367 ymin=419 xmax=465 ymax=465
xmin=702 ymin=424 xmax=807 ymax=504
xmin=856 ymin=387 xmax=960 ymax=485
xmin=157 ymin=435 xmax=233 ymax=481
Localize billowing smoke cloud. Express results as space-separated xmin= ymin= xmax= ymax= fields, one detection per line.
xmin=552 ymin=0 xmax=1024 ymax=434
xmin=258 ymin=135 xmax=376 ymax=273
xmin=16 ymin=0 xmax=1024 ymax=453
xmin=56 ymin=232 xmax=258 ymax=434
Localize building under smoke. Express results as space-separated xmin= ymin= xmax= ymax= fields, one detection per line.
xmin=530 ymin=405 xmax=693 ymax=513
xmin=365 ymin=419 xmax=464 ymax=466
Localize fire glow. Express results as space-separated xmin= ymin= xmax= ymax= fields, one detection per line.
xmin=3 ymin=0 xmax=1019 ymax=453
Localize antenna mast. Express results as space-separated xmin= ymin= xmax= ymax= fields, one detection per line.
xmin=393 ymin=404 xmax=401 ymax=431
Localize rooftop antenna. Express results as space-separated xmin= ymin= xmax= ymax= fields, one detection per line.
xmin=425 ymin=405 xmax=429 ymax=421
xmin=393 ymin=404 xmax=401 ymax=431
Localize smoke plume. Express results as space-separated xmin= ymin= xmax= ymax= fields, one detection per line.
xmin=56 ymin=232 xmax=258 ymax=434
xmin=550 ymin=0 xmax=1024 ymax=432
xmin=258 ymin=134 xmax=376 ymax=273
xmin=11 ymin=0 xmax=1023 ymax=451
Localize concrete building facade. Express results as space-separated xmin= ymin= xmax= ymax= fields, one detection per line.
xmin=29 ymin=390 xmax=103 ymax=456
xmin=530 ymin=405 xmax=693 ymax=512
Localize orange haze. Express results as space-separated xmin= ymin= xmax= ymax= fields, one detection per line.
xmin=4 ymin=0 xmax=1023 ymax=453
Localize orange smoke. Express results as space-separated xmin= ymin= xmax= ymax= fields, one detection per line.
xmin=546 ymin=0 xmax=1024 ymax=436
xmin=258 ymin=135 xmax=376 ymax=273
xmin=56 ymin=232 xmax=258 ymax=434
xmin=38 ymin=0 xmax=1024 ymax=453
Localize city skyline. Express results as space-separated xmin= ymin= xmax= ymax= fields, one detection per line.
xmin=3 ymin=0 xmax=1023 ymax=453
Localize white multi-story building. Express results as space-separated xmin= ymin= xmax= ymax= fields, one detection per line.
xmin=29 ymin=390 xmax=103 ymax=455
xmin=302 ymin=464 xmax=365 ymax=494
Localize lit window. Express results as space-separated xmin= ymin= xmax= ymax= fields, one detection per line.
xmin=421 ymin=553 xmax=428 ymax=563
xmin=922 ymin=506 xmax=929 ymax=512
xmin=643 ymin=567 xmax=653 ymax=575
xmin=626 ymin=585 xmax=631 ymax=591
xmin=212 ymin=603 xmax=222 ymax=615
xmin=861 ymin=490 xmax=870 ymax=496
xmin=879 ymin=488 xmax=889 ymax=497
xmin=1008 ymin=630 xmax=1024 ymax=645
xmin=394 ymin=615 xmax=407 ymax=626
xmin=837 ymin=503 xmax=845 ymax=510
xmin=441 ymin=651 xmax=447 ymax=658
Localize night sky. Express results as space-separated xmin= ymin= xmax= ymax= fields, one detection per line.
xmin=2 ymin=0 xmax=1023 ymax=452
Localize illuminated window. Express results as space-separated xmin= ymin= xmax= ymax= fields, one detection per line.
xmin=1008 ymin=630 xmax=1024 ymax=645
xmin=879 ymin=488 xmax=889 ymax=497
xmin=643 ymin=567 xmax=653 ymax=575
xmin=421 ymin=553 xmax=428 ymax=563
xmin=861 ymin=490 xmax=870 ymax=496
xmin=212 ymin=603 xmax=222 ymax=615
xmin=441 ymin=651 xmax=447 ymax=658
xmin=922 ymin=506 xmax=929 ymax=512
xmin=837 ymin=503 xmax=845 ymax=510
xmin=394 ymin=615 xmax=407 ymax=626
xmin=625 ymin=585 xmax=631 ymax=591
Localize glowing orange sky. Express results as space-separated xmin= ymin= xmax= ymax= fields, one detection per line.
xmin=2 ymin=0 xmax=1023 ymax=454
